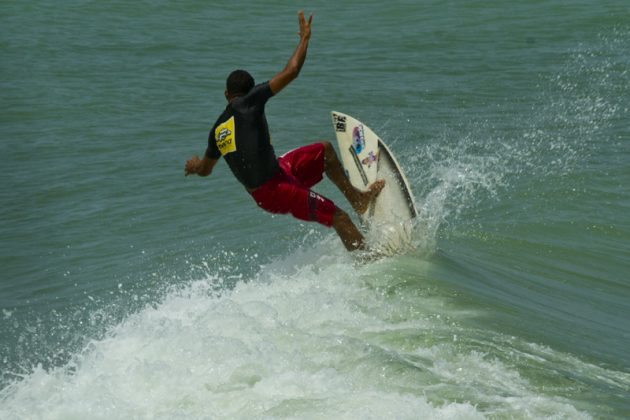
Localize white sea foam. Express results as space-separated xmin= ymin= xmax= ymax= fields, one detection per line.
xmin=0 ymin=246 xmax=593 ymax=419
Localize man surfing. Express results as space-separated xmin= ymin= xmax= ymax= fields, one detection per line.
xmin=185 ymin=11 xmax=383 ymax=251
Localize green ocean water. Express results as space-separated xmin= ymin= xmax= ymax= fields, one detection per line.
xmin=1 ymin=0 xmax=629 ymax=418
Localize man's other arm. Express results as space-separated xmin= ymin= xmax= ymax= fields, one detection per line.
xmin=185 ymin=155 xmax=218 ymax=177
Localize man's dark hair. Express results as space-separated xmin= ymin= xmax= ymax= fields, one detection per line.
xmin=226 ymin=70 xmax=255 ymax=97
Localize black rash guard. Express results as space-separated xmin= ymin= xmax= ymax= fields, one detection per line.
xmin=205 ymin=82 xmax=281 ymax=189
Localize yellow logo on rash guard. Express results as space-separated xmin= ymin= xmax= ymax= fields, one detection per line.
xmin=214 ymin=116 xmax=236 ymax=155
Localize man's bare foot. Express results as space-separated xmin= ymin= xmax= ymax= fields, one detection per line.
xmin=353 ymin=179 xmax=385 ymax=214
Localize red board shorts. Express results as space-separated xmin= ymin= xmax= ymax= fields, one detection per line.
xmin=251 ymin=142 xmax=337 ymax=227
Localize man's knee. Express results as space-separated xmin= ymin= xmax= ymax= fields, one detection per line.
xmin=322 ymin=141 xmax=338 ymax=170
xmin=322 ymin=141 xmax=334 ymax=156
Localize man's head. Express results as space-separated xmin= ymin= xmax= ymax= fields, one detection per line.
xmin=225 ymin=69 xmax=254 ymax=100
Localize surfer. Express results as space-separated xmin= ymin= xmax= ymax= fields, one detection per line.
xmin=185 ymin=11 xmax=383 ymax=251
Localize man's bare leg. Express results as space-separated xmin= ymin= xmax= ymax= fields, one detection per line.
xmin=331 ymin=208 xmax=365 ymax=251
xmin=322 ymin=142 xmax=384 ymax=215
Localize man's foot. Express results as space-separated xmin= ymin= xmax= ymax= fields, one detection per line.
xmin=353 ymin=179 xmax=385 ymax=215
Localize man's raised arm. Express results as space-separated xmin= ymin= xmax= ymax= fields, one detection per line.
xmin=269 ymin=11 xmax=313 ymax=95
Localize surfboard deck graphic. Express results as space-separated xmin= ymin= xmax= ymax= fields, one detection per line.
xmin=331 ymin=111 xmax=417 ymax=254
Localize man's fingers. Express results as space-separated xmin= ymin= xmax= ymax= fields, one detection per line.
xmin=185 ymin=156 xmax=198 ymax=176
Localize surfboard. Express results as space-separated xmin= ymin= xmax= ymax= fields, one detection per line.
xmin=331 ymin=111 xmax=417 ymax=254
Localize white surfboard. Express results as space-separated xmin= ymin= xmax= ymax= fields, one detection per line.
xmin=331 ymin=111 xmax=417 ymax=254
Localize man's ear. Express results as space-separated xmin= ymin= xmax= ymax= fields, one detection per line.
xmin=225 ymin=89 xmax=230 ymax=101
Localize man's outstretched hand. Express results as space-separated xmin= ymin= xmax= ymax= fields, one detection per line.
xmin=185 ymin=155 xmax=201 ymax=176
xmin=298 ymin=10 xmax=313 ymax=41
